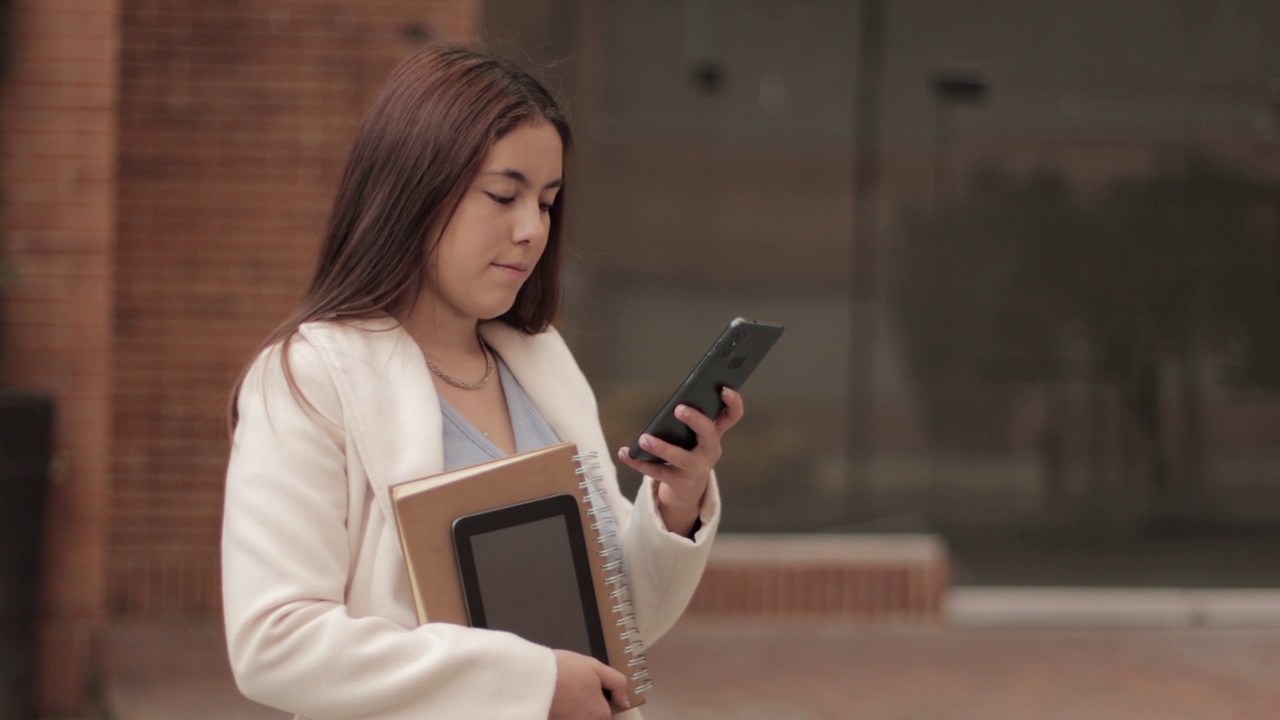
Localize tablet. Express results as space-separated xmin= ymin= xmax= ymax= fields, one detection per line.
xmin=451 ymin=493 xmax=608 ymax=663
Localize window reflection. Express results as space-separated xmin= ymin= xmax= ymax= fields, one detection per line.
xmin=485 ymin=0 xmax=1280 ymax=584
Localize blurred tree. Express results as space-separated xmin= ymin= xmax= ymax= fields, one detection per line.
xmin=1084 ymin=158 xmax=1280 ymax=523
xmin=890 ymin=158 xmax=1280 ymax=527
xmin=891 ymin=166 xmax=1084 ymax=451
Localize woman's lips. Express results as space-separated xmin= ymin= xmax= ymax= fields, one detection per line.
xmin=491 ymin=262 xmax=530 ymax=277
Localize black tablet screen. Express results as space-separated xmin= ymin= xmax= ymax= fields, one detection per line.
xmin=453 ymin=495 xmax=607 ymax=662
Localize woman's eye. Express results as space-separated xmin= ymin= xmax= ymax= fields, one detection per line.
xmin=539 ymin=201 xmax=554 ymax=213
xmin=485 ymin=192 xmax=515 ymax=206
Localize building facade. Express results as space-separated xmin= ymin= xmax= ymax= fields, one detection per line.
xmin=3 ymin=0 xmax=1279 ymax=713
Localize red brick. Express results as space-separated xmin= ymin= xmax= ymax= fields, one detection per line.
xmin=31 ymin=619 xmax=99 ymax=717
xmin=107 ymin=0 xmax=479 ymax=622
xmin=2 ymin=0 xmax=480 ymax=712
xmin=687 ymin=536 xmax=949 ymax=622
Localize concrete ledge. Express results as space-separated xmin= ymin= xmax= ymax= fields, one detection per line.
xmin=950 ymin=587 xmax=1280 ymax=628
xmin=686 ymin=534 xmax=949 ymax=621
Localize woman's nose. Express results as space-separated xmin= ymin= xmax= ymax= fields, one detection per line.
xmin=513 ymin=202 xmax=549 ymax=245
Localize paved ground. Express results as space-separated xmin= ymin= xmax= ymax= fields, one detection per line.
xmin=642 ymin=620 xmax=1280 ymax=720
xmin=104 ymin=622 xmax=283 ymax=720
xmin=103 ymin=594 xmax=1280 ymax=720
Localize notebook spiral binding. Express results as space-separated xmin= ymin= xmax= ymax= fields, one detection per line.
xmin=573 ymin=451 xmax=654 ymax=695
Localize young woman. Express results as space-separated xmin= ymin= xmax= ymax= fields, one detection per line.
xmin=222 ymin=45 xmax=743 ymax=720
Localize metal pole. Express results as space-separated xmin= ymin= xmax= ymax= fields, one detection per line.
xmin=847 ymin=0 xmax=887 ymax=526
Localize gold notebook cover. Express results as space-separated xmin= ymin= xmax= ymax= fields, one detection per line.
xmin=389 ymin=442 xmax=649 ymax=711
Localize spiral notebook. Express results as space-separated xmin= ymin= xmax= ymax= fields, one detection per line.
xmin=388 ymin=442 xmax=650 ymax=711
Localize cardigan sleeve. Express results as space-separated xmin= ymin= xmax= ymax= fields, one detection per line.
xmin=222 ymin=337 xmax=558 ymax=720
xmin=534 ymin=328 xmax=723 ymax=647
xmin=616 ymin=473 xmax=721 ymax=644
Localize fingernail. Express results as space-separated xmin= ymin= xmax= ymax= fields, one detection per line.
xmin=640 ymin=434 xmax=654 ymax=449
xmin=618 ymin=447 xmax=628 ymax=461
xmin=675 ymin=405 xmax=688 ymax=418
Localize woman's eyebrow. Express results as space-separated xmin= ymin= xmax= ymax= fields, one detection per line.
xmin=484 ymin=169 xmax=563 ymax=190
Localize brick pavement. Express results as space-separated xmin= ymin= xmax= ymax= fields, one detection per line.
xmin=102 ymin=605 xmax=1280 ymax=720
xmin=641 ymin=619 xmax=1280 ymax=720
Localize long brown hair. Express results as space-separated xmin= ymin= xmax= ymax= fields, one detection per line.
xmin=230 ymin=45 xmax=573 ymax=428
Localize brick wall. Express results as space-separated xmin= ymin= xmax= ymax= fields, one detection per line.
xmin=686 ymin=535 xmax=950 ymax=622
xmin=109 ymin=0 xmax=479 ymax=617
xmin=0 ymin=0 xmax=120 ymax=714
xmin=2 ymin=0 xmax=480 ymax=713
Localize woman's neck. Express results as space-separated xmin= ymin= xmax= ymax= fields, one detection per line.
xmin=400 ymin=305 xmax=484 ymax=359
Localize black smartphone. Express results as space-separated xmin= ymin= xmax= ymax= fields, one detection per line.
xmin=627 ymin=317 xmax=784 ymax=464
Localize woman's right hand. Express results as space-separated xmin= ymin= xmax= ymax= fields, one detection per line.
xmin=549 ymin=649 xmax=630 ymax=719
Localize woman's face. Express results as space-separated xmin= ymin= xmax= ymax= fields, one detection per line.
xmin=425 ymin=120 xmax=564 ymax=323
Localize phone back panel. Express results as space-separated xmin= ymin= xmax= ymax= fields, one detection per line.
xmin=629 ymin=319 xmax=784 ymax=463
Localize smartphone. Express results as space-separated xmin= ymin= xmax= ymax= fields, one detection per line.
xmin=627 ymin=317 xmax=784 ymax=464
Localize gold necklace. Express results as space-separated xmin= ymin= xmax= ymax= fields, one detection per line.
xmin=425 ymin=340 xmax=494 ymax=390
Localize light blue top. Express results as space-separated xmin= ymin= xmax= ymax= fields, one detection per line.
xmin=438 ymin=354 xmax=561 ymax=472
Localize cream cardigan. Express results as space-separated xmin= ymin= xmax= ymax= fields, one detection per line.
xmin=222 ymin=318 xmax=720 ymax=720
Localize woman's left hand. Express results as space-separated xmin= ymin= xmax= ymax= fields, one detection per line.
xmin=617 ymin=387 xmax=745 ymax=537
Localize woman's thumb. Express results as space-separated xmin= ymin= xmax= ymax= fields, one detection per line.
xmin=597 ymin=662 xmax=630 ymax=710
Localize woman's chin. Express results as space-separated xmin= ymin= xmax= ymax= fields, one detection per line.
xmin=477 ymin=301 xmax=518 ymax=321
